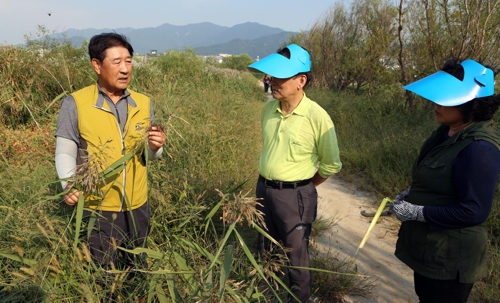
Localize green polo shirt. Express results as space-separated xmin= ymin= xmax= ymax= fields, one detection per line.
xmin=259 ymin=93 xmax=342 ymax=181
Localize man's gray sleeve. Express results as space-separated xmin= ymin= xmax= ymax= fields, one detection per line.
xmin=55 ymin=95 xmax=80 ymax=189
xmin=55 ymin=95 xmax=80 ymax=143
xmin=55 ymin=137 xmax=78 ymax=189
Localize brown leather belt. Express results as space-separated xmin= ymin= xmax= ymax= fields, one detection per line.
xmin=258 ymin=175 xmax=312 ymax=189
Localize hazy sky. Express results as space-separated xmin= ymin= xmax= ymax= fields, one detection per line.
xmin=0 ymin=0 xmax=345 ymax=46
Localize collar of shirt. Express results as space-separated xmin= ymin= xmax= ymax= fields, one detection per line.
xmin=96 ymin=84 xmax=137 ymax=108
xmin=274 ymin=93 xmax=309 ymax=117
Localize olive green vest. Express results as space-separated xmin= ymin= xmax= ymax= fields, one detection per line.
xmin=72 ymin=84 xmax=151 ymax=212
xmin=395 ymin=120 xmax=500 ymax=283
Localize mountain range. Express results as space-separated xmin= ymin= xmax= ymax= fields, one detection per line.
xmin=53 ymin=22 xmax=297 ymax=60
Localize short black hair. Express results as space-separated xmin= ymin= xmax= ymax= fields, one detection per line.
xmin=441 ymin=58 xmax=465 ymax=81
xmin=441 ymin=58 xmax=500 ymax=122
xmin=88 ymin=33 xmax=134 ymax=62
xmin=277 ymin=45 xmax=314 ymax=88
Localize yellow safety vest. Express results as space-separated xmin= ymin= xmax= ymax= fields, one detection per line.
xmin=72 ymin=84 xmax=150 ymax=211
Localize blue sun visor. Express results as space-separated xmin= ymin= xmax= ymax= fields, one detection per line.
xmin=404 ymin=59 xmax=494 ymax=106
xmin=247 ymin=44 xmax=311 ymax=79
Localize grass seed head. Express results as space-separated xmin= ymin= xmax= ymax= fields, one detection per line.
xmin=11 ymin=272 xmax=28 ymax=280
xmin=12 ymin=244 xmax=24 ymax=257
xmin=8 ymin=234 xmax=24 ymax=242
xmin=118 ymin=266 xmax=130 ymax=282
xmin=72 ymin=139 xmax=113 ymax=196
xmin=218 ymin=189 xmax=266 ymax=228
xmin=38 ymin=208 xmax=55 ymax=233
xmin=150 ymin=118 xmax=169 ymax=133
xmin=75 ymin=247 xmax=83 ymax=261
xmin=36 ymin=222 xmax=49 ymax=238
xmin=19 ymin=267 xmax=36 ymax=276
xmin=50 ymin=256 xmax=60 ymax=267
xmin=47 ymin=264 xmax=61 ymax=274
xmin=226 ymin=279 xmax=246 ymax=291
xmin=250 ymin=244 xmax=290 ymax=289
xmin=130 ymin=116 xmax=171 ymax=154
xmin=79 ymin=283 xmax=95 ymax=302
xmin=81 ymin=242 xmax=92 ymax=263
xmin=111 ymin=236 xmax=118 ymax=250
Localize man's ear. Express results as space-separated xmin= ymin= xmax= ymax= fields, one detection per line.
xmin=299 ymin=74 xmax=307 ymax=86
xmin=91 ymin=58 xmax=101 ymax=75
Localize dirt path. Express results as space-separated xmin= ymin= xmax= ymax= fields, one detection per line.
xmin=313 ymin=176 xmax=418 ymax=303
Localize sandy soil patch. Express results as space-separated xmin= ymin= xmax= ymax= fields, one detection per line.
xmin=314 ymin=176 xmax=418 ymax=303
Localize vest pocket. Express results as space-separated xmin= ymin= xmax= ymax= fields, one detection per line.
xmin=422 ymin=229 xmax=453 ymax=269
xmin=422 ymin=158 xmax=446 ymax=169
xmin=399 ymin=222 xmax=428 ymax=262
xmin=399 ymin=222 xmax=454 ymax=269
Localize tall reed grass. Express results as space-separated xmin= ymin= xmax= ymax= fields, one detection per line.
xmin=0 ymin=30 xmax=91 ymax=128
xmin=1 ymin=36 xmax=369 ymax=302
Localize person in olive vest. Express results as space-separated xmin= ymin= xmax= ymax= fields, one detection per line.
xmin=391 ymin=58 xmax=500 ymax=303
xmin=248 ymin=44 xmax=342 ymax=303
xmin=54 ymin=33 xmax=166 ymax=274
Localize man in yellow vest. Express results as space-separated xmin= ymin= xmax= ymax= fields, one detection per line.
xmin=54 ymin=33 xmax=165 ymax=277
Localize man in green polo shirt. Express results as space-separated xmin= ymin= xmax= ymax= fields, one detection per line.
xmin=248 ymin=44 xmax=342 ymax=302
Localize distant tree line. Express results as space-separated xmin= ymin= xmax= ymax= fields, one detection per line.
xmin=284 ymin=0 xmax=500 ymax=106
xmin=220 ymin=54 xmax=254 ymax=71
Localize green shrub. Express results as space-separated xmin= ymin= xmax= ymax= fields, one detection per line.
xmin=0 ymin=36 xmax=91 ymax=128
xmin=308 ymin=87 xmax=436 ymax=196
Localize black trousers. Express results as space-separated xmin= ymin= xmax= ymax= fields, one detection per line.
xmin=414 ymin=272 xmax=474 ymax=303
xmin=256 ymin=179 xmax=317 ymax=303
xmin=85 ymin=201 xmax=151 ymax=269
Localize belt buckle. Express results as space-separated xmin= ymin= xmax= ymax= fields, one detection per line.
xmin=274 ymin=180 xmax=282 ymax=189
xmin=265 ymin=179 xmax=279 ymax=189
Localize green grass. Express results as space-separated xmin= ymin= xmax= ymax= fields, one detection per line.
xmin=308 ymin=87 xmax=437 ymax=195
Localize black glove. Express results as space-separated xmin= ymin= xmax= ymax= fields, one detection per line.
xmin=394 ymin=188 xmax=410 ymax=204
xmin=392 ymin=200 xmax=425 ymax=222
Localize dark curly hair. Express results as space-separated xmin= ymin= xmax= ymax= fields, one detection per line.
xmin=277 ymin=45 xmax=314 ymax=88
xmin=457 ymin=95 xmax=500 ymax=123
xmin=441 ymin=58 xmax=500 ymax=123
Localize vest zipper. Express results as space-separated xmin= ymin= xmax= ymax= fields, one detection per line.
xmin=94 ymin=104 xmax=127 ymax=212
xmin=115 ymin=106 xmax=126 ymax=213
xmin=113 ymin=103 xmax=122 ymax=127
